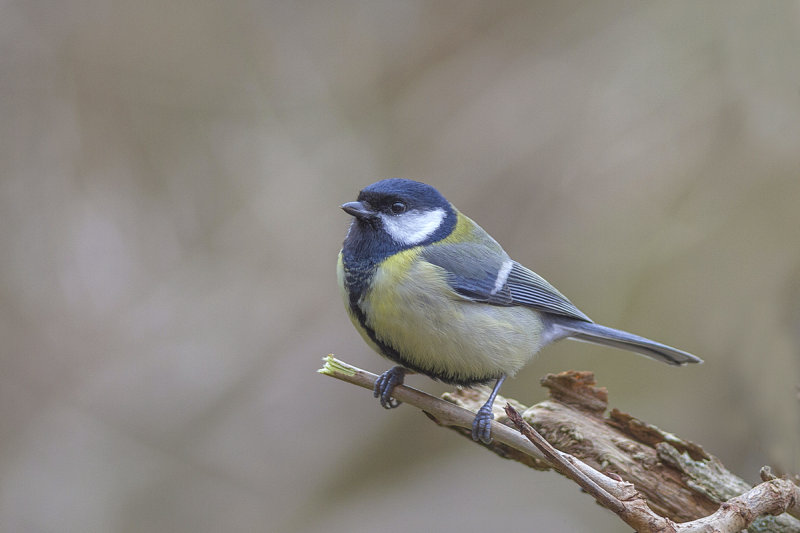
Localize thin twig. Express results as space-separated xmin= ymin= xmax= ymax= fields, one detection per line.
xmin=678 ymin=479 xmax=800 ymax=532
xmin=504 ymin=402 xmax=673 ymax=532
xmin=318 ymin=355 xmax=548 ymax=465
xmin=504 ymin=403 xmax=624 ymax=512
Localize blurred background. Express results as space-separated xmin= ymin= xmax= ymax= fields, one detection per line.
xmin=1 ymin=1 xmax=799 ymax=532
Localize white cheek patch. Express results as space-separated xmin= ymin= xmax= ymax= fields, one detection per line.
xmin=379 ymin=208 xmax=446 ymax=246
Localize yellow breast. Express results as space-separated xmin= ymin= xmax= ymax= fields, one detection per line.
xmin=355 ymin=248 xmax=546 ymax=384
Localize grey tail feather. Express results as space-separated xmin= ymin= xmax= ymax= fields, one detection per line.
xmin=546 ymin=318 xmax=703 ymax=366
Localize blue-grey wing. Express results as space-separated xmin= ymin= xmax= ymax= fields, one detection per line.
xmin=420 ymin=243 xmax=590 ymax=322
xmin=504 ymin=262 xmax=590 ymax=321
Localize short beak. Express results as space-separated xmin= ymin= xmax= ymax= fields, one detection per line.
xmin=341 ymin=201 xmax=376 ymax=219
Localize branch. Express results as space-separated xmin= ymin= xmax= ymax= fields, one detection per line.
xmin=317 ymin=355 xmax=550 ymax=469
xmin=504 ymin=402 xmax=800 ymax=533
xmin=319 ymin=355 xmax=800 ymax=532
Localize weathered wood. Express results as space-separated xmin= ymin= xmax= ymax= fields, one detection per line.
xmin=443 ymin=370 xmax=800 ymax=531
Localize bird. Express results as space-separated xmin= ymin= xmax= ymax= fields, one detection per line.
xmin=337 ymin=178 xmax=702 ymax=444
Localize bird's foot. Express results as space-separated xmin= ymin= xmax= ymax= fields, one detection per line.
xmin=373 ymin=366 xmax=406 ymax=409
xmin=471 ymin=404 xmax=495 ymax=444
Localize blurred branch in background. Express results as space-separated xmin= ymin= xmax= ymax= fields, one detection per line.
xmin=320 ymin=356 xmax=800 ymax=532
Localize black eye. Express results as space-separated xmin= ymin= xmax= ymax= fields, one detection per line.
xmin=390 ymin=202 xmax=407 ymax=214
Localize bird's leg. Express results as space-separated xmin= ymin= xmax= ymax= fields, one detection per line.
xmin=471 ymin=375 xmax=507 ymax=444
xmin=374 ymin=366 xmax=408 ymax=409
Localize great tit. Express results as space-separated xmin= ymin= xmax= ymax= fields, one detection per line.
xmin=337 ymin=178 xmax=702 ymax=444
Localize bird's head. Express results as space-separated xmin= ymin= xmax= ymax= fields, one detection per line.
xmin=341 ymin=179 xmax=456 ymax=254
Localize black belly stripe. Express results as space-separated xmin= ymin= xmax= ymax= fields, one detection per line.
xmin=348 ymin=298 xmax=497 ymax=386
xmin=342 ymin=255 xmax=500 ymax=387
xmin=341 ymin=258 xmax=404 ymax=363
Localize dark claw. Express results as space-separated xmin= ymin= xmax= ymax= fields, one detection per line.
xmin=471 ymin=405 xmax=495 ymax=444
xmin=373 ymin=367 xmax=406 ymax=409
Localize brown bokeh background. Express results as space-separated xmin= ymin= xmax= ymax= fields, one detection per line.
xmin=2 ymin=2 xmax=799 ymax=532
